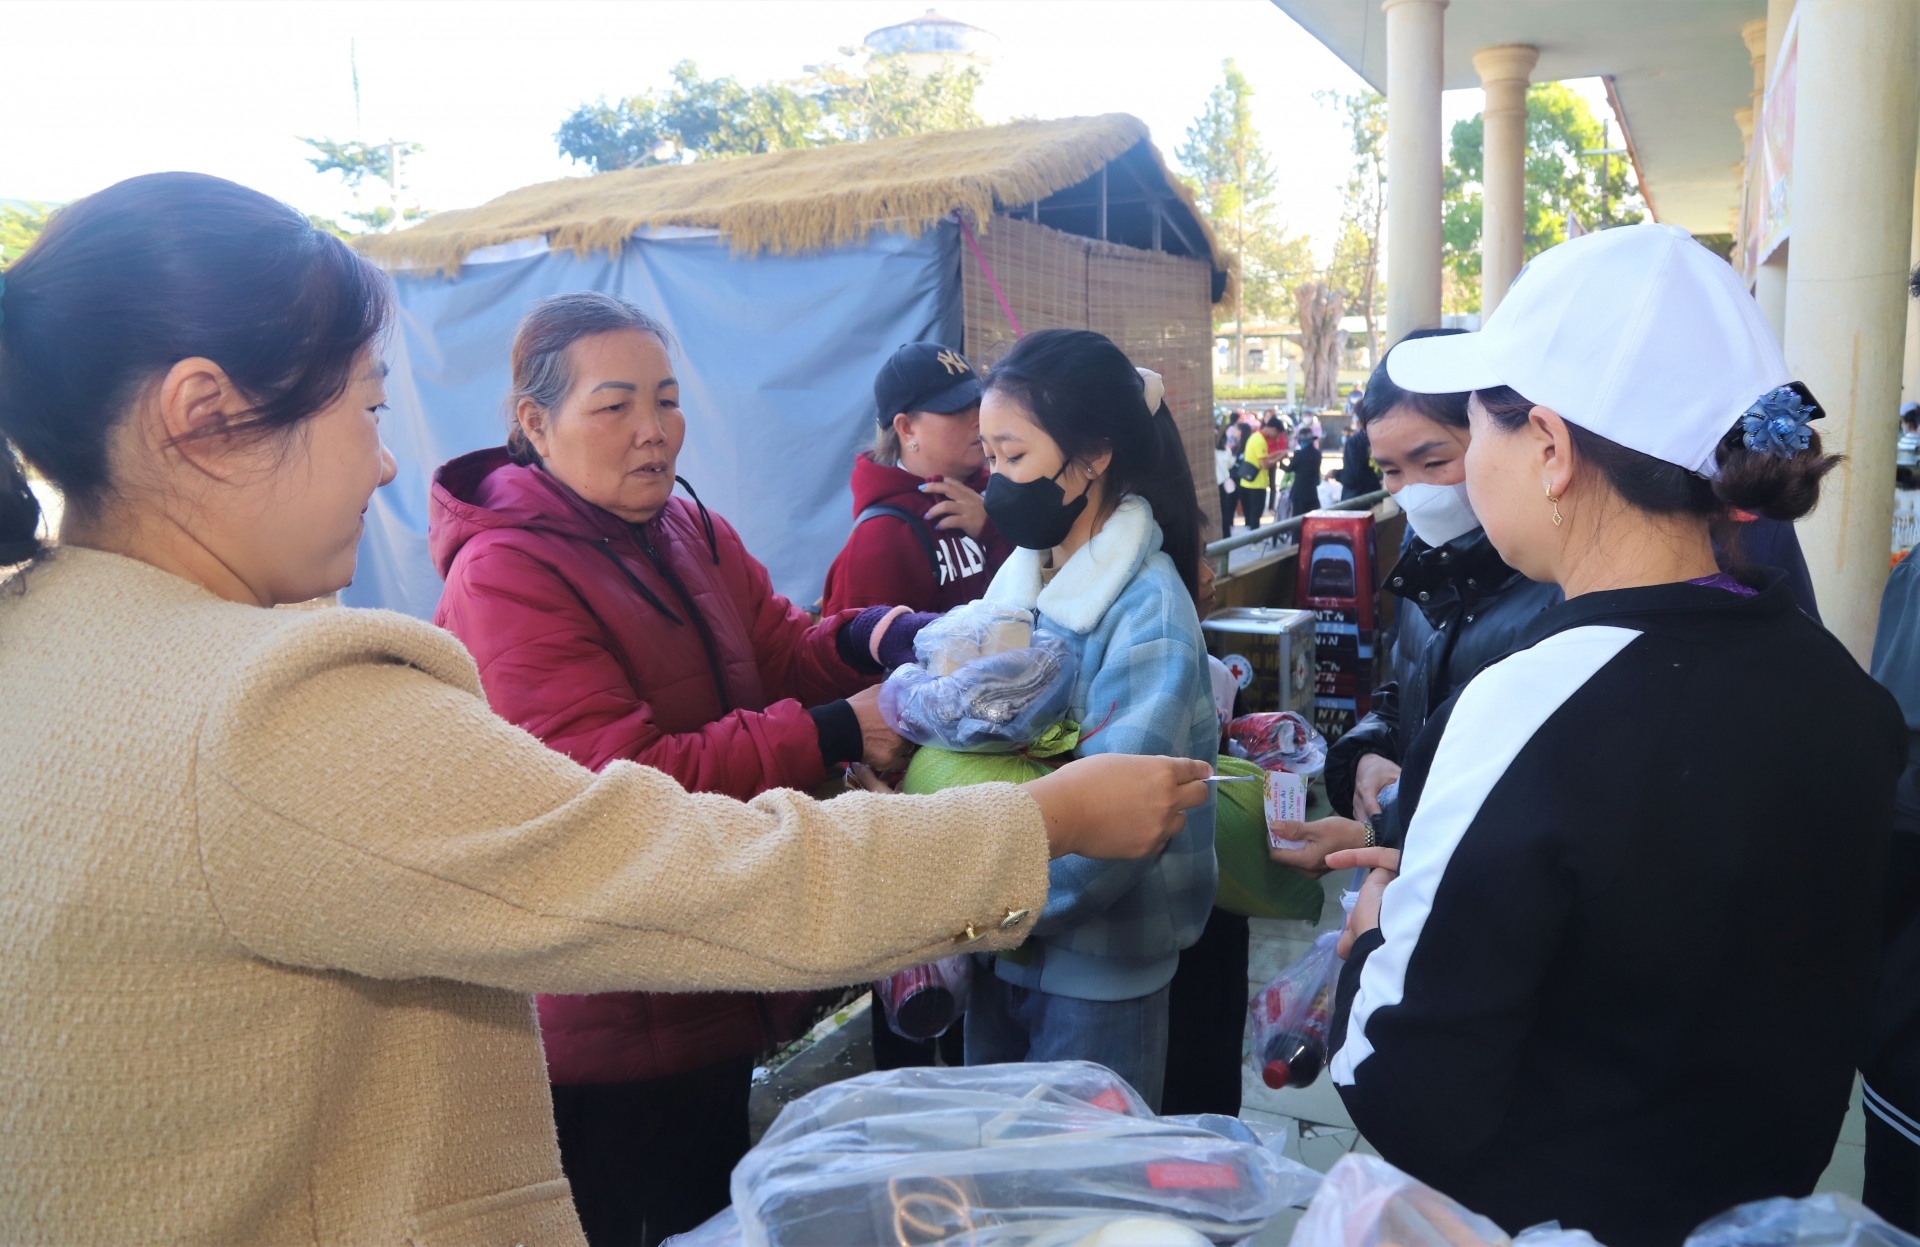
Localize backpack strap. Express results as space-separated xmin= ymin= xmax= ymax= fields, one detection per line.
xmin=854 ymin=503 xmax=940 ymax=579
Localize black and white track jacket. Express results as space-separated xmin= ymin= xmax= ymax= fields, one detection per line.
xmin=1330 ymin=569 xmax=1905 ymax=1247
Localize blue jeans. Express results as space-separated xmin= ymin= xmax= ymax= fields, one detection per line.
xmin=963 ymin=972 xmax=1171 ymax=1111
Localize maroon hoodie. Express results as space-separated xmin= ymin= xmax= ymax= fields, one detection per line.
xmin=429 ymin=447 xmax=870 ymax=1085
xmin=819 ymin=453 xmax=1014 ymax=616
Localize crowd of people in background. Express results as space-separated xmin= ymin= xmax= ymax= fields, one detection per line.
xmin=5 ymin=174 xmax=1920 ymax=1247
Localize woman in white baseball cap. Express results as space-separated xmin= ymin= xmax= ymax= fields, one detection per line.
xmin=1320 ymin=222 xmax=1906 ymax=1244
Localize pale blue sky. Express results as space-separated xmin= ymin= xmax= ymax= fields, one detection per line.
xmin=2 ymin=1 xmax=1602 ymax=261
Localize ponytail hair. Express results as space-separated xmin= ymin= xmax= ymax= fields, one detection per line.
xmin=1475 ymin=383 xmax=1841 ymax=522
xmin=983 ymin=329 xmax=1203 ymax=605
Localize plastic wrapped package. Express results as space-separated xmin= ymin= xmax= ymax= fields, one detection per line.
xmin=1289 ymin=1154 xmax=1511 ymax=1247
xmin=1247 ymin=932 xmax=1340 ymax=1090
xmin=730 ymin=1061 xmax=1322 ymax=1246
xmin=880 ymin=631 xmax=1078 ymax=752
xmin=875 ymin=955 xmax=973 ymax=1040
xmin=1227 ymin=712 xmax=1327 ymax=778
xmin=664 ymin=1214 xmax=1218 ymax=1247
xmin=915 ymin=603 xmax=1037 ymax=676
xmin=1684 ymin=1195 xmax=1920 ymax=1247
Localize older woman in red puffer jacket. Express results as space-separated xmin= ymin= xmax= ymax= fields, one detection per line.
xmin=429 ymin=293 xmax=931 ymax=1247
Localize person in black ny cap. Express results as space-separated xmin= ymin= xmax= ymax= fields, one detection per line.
xmin=821 ymin=342 xmax=1012 ymax=618
xmin=822 ymin=342 xmax=1014 ymax=1074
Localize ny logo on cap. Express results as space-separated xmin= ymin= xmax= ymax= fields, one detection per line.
xmin=936 ymin=349 xmax=968 ymax=376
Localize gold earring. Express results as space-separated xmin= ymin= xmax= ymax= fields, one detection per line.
xmin=1545 ymin=485 xmax=1563 ymax=527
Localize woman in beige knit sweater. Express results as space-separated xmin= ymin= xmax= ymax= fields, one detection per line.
xmin=0 ymin=174 xmax=1211 ymax=1247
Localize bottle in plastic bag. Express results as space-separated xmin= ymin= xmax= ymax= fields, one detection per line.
xmin=1248 ymin=931 xmax=1340 ymax=1090
xmin=875 ymin=955 xmax=972 ymax=1041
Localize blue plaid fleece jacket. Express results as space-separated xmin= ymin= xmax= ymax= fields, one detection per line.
xmin=981 ymin=494 xmax=1219 ymax=1002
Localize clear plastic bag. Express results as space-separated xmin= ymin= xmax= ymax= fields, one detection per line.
xmin=730 ymin=1061 xmax=1322 ymax=1247
xmin=875 ymin=955 xmax=973 ymax=1041
xmin=1685 ymin=1194 xmax=1920 ymax=1247
xmin=1227 ymin=711 xmax=1327 ymax=778
xmin=880 ymin=630 xmax=1078 ymax=752
xmin=1247 ymin=931 xmax=1340 ymax=1090
xmin=914 ymin=603 xmax=1037 ymax=676
xmin=1289 ymin=1154 xmax=1512 ymax=1247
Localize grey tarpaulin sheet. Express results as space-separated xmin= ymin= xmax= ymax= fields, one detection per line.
xmin=345 ymin=221 xmax=962 ymax=617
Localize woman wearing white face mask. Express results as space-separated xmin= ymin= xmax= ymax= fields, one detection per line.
xmin=1267 ymin=329 xmax=1561 ymax=876
xmin=1322 ymin=223 xmax=1902 ymax=1244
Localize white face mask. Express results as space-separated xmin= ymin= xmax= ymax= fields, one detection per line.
xmin=1395 ymin=481 xmax=1481 ymax=548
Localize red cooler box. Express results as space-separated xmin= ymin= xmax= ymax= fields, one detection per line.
xmin=1295 ymin=510 xmax=1380 ymax=742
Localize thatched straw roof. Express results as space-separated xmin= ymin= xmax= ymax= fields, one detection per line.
xmin=353 ymin=113 xmax=1224 ymax=278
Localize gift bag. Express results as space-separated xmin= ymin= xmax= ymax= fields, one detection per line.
xmin=1247 ymin=931 xmax=1341 ymax=1090
xmin=875 ymin=955 xmax=973 ymax=1041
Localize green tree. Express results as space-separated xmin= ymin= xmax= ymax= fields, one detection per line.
xmin=1178 ymin=59 xmax=1298 ymax=381
xmin=1441 ymin=82 xmax=1644 ymax=312
xmin=298 ymin=136 xmax=432 ymax=233
xmin=809 ymin=54 xmax=983 ymax=143
xmin=1322 ymin=90 xmax=1387 ymax=366
xmin=554 ymin=55 xmax=983 ymax=173
xmin=1 ymin=201 xmax=55 ymax=264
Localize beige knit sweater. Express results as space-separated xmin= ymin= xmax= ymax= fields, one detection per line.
xmin=0 ymin=548 xmax=1049 ymax=1246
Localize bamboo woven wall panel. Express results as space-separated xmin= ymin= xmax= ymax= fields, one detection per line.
xmin=963 ymin=215 xmax=1220 ymax=540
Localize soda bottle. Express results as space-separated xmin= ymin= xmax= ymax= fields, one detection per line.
xmin=1259 ymin=973 xmax=1332 ymax=1088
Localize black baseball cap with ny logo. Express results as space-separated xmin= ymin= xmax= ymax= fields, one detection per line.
xmin=873 ymin=342 xmax=983 ymax=428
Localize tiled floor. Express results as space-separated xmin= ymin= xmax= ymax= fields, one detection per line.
xmin=1235 ymin=872 xmax=1871 ymax=1243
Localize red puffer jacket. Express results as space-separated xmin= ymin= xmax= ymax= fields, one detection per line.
xmin=430 ymin=447 xmax=876 ymax=1085
xmin=819 ymin=454 xmax=1013 ymax=616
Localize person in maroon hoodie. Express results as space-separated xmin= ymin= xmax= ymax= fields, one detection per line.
xmin=429 ymin=293 xmax=933 ymax=1247
xmin=820 ymin=342 xmax=1015 ymax=1073
xmin=820 ymin=342 xmax=1013 ymax=617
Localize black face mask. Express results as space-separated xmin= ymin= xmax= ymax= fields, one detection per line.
xmin=983 ymin=464 xmax=1088 ymax=550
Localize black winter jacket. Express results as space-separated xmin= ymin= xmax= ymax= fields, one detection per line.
xmin=1325 ymin=527 xmax=1561 ymax=821
xmin=1330 ymin=569 xmax=1904 ymax=1247
xmin=1864 ymin=555 xmax=1920 ymax=1137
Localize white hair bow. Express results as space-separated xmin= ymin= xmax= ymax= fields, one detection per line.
xmin=1137 ymin=367 xmax=1165 ymax=415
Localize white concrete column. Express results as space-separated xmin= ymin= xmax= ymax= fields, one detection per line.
xmin=1906 ymin=158 xmax=1920 ymax=407
xmin=1384 ymin=0 xmax=1447 ymax=347
xmin=1473 ymin=45 xmax=1537 ymax=319
xmin=1784 ymin=0 xmax=1920 ymax=663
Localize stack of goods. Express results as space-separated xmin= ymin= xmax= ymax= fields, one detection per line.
xmin=878 ymin=602 xmax=1082 ymax=796
xmin=667 ymin=1062 xmax=1322 ymax=1246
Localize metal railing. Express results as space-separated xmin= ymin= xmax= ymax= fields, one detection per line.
xmin=1206 ymin=489 xmax=1391 ymax=575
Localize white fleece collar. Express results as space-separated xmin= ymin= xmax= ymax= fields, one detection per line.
xmin=983 ymin=495 xmax=1160 ymax=634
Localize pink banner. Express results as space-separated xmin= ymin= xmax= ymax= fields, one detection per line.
xmin=1740 ymin=10 xmax=1797 ymax=280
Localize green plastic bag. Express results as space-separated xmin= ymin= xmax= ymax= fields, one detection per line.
xmin=901 ymin=721 xmax=1080 ymax=795
xmin=1212 ymin=757 xmax=1325 ymax=923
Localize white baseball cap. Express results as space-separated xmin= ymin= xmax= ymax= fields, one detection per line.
xmin=1386 ymin=222 xmax=1792 ymax=476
